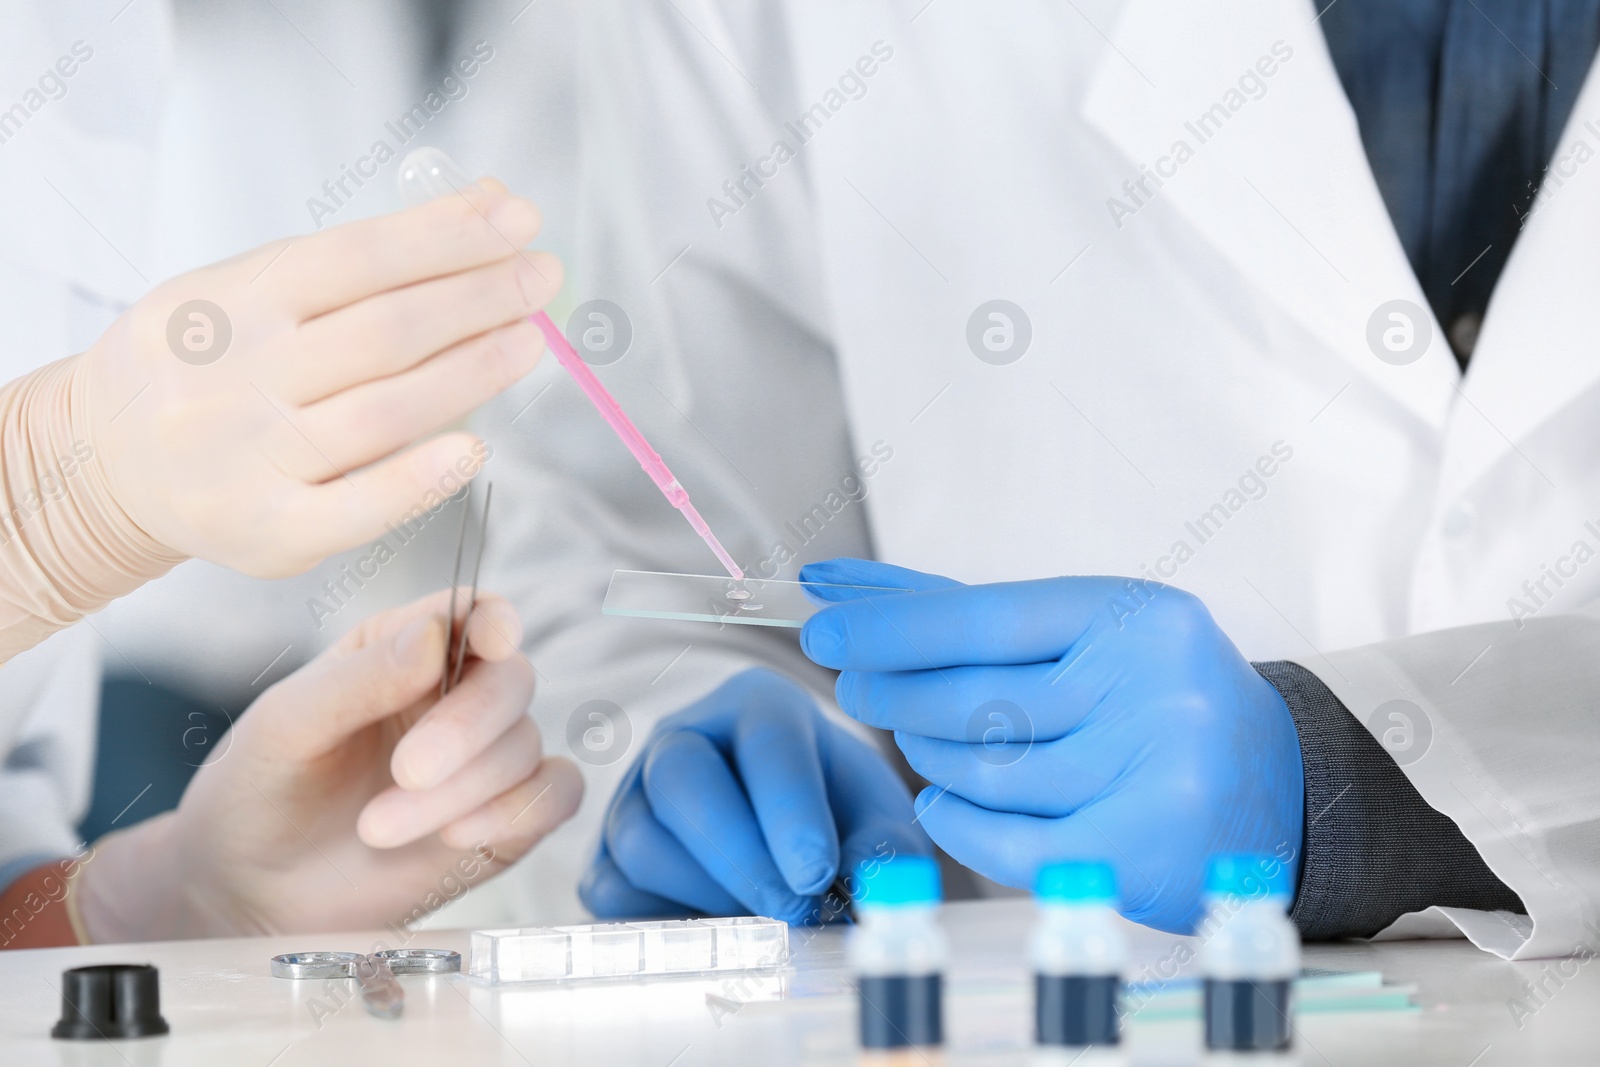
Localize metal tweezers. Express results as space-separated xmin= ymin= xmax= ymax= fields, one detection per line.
xmin=270 ymin=950 xmax=461 ymax=1019
xmin=442 ymin=482 xmax=493 ymax=697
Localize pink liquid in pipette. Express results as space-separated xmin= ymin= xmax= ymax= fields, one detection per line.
xmin=530 ymin=312 xmax=745 ymax=581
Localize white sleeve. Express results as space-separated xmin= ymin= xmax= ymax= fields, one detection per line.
xmin=1295 ymin=606 xmax=1600 ymax=959
xmin=454 ymin=0 xmax=889 ymax=925
xmin=0 ymin=0 xmax=164 ymax=893
xmin=0 ymin=624 xmax=99 ymax=889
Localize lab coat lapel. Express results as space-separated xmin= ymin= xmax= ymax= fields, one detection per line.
xmin=1079 ymin=0 xmax=1458 ymax=432
xmin=1442 ymin=52 xmax=1600 ymax=497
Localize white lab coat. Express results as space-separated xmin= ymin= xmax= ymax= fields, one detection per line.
xmin=0 ymin=0 xmax=173 ymax=882
xmin=0 ymin=0 xmax=586 ymax=925
xmin=474 ymin=0 xmax=1600 ymax=958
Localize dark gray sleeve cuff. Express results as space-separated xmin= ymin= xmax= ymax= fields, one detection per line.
xmin=1253 ymin=660 xmax=1525 ymax=940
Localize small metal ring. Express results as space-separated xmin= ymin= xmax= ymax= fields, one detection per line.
xmin=270 ymin=951 xmax=363 ymax=980
xmin=369 ymin=948 xmax=462 ymax=975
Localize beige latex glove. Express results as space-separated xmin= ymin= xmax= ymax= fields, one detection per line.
xmin=0 ymin=178 xmax=560 ymax=660
xmin=75 ymin=589 xmax=582 ymax=941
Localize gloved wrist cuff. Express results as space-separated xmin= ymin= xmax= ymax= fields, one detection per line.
xmin=1253 ymin=660 xmax=1523 ymax=940
xmin=77 ymin=814 xmax=214 ymax=943
xmin=0 ymin=355 xmax=184 ymax=660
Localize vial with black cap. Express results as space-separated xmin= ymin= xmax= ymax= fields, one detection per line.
xmin=1200 ymin=853 xmax=1300 ymax=1063
xmin=849 ymin=854 xmax=946 ymax=1064
xmin=1030 ymin=860 xmax=1127 ymax=1065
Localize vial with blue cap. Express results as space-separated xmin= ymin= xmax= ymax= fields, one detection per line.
xmin=848 ymin=854 xmax=946 ymax=1060
xmin=1030 ymin=861 xmax=1127 ymax=1061
xmin=1199 ymin=853 xmax=1299 ymax=1057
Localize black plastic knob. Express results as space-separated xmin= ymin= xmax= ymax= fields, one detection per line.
xmin=51 ymin=964 xmax=170 ymax=1040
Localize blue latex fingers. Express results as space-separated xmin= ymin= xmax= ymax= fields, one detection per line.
xmin=912 ymin=787 xmax=1158 ymax=905
xmin=913 ymin=786 xmax=1218 ymax=932
xmin=893 ymin=727 xmax=1123 ymax=818
xmin=803 ymin=576 xmax=1127 ymax=671
xmin=579 ymin=841 xmax=699 ymax=920
xmin=732 ymin=693 xmax=837 ymax=895
xmin=799 ymin=557 xmax=963 ymax=597
xmin=835 ymin=660 xmax=1109 ymax=740
xmin=604 ymin=785 xmax=746 ymax=915
xmin=583 ymin=667 xmax=931 ymax=925
xmin=641 ymin=729 xmax=815 ymax=922
xmin=821 ymin=721 xmax=935 ymax=883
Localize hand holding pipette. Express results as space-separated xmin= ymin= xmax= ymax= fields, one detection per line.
xmin=398 ymin=148 xmax=744 ymax=582
xmin=0 ymin=175 xmax=557 ymax=663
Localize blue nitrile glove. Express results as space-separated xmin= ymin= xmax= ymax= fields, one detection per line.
xmin=797 ymin=558 xmax=1304 ymax=934
xmin=580 ymin=668 xmax=932 ymax=924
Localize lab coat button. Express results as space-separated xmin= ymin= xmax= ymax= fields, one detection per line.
xmin=1442 ymin=504 xmax=1476 ymax=538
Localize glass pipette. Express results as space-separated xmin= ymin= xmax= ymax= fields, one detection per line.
xmin=397 ymin=147 xmax=744 ymax=582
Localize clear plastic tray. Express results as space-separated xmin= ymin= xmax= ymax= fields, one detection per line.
xmin=469 ymin=916 xmax=790 ymax=984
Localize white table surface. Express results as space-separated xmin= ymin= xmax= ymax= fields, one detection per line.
xmin=0 ymin=898 xmax=1591 ymax=1066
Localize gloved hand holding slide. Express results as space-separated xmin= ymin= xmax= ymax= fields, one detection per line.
xmin=798 ymin=557 xmax=1305 ymax=935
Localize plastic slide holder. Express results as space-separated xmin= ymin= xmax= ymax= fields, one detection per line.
xmin=469 ymin=916 xmax=790 ymax=984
